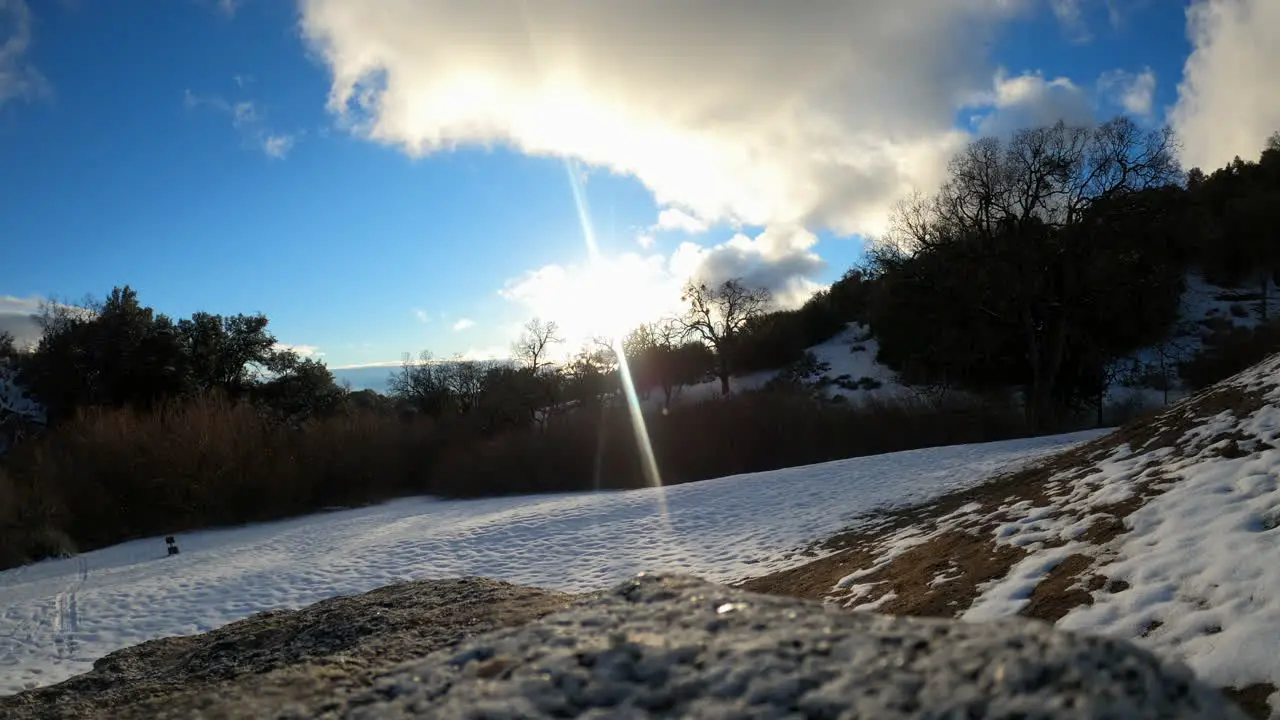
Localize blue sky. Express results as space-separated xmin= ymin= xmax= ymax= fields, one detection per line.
xmin=1 ymin=0 xmax=1275 ymax=370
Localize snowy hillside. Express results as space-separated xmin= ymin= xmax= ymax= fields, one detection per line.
xmin=659 ymin=322 xmax=909 ymax=408
xmin=668 ymin=272 xmax=1276 ymax=414
xmin=1103 ymin=272 xmax=1272 ymax=413
xmin=748 ymin=350 xmax=1280 ymax=717
xmin=0 ymin=429 xmax=1100 ymax=696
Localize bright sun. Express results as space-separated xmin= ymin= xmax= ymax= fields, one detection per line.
xmin=549 ymin=255 xmax=681 ymax=351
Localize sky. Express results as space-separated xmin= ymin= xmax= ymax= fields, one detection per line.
xmin=1 ymin=0 xmax=1278 ymax=371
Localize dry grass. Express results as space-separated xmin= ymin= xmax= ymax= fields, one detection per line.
xmin=0 ymin=395 xmax=442 ymax=566
xmin=0 ymin=388 xmax=1031 ymax=570
xmin=430 ymin=390 xmax=1028 ymax=498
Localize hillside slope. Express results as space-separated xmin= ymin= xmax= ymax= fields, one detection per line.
xmin=744 ymin=350 xmax=1280 ymax=718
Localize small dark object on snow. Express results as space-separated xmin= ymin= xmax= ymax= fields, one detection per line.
xmin=165 ymin=536 xmax=179 ymax=556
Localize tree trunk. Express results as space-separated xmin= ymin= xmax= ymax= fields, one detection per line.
xmin=715 ymin=342 xmax=732 ymax=395
xmin=1022 ymin=307 xmax=1070 ymax=433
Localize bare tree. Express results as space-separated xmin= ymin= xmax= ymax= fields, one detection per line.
xmin=677 ymin=278 xmax=771 ymax=395
xmin=884 ymin=115 xmax=1181 ymax=430
xmin=512 ymin=318 xmax=563 ymax=373
xmin=894 ymin=117 xmax=1180 ymax=251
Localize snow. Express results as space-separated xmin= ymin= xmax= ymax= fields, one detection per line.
xmin=963 ymin=545 xmax=1082 ymax=621
xmin=0 ymin=430 xmax=1100 ymax=696
xmin=666 ymin=322 xmax=912 ymax=408
xmin=949 ymin=353 xmax=1280 ymax=715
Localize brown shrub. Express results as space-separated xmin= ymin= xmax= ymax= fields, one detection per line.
xmin=0 ymin=387 xmax=1028 ymax=570
xmin=0 ymin=395 xmax=442 ymax=567
xmin=428 ymin=389 xmax=1027 ymax=498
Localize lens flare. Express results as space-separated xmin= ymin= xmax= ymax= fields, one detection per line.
xmin=515 ymin=1 xmax=668 ymax=522
xmin=562 ymin=160 xmax=667 ymax=512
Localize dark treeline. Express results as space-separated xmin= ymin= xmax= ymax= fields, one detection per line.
xmin=2 ymin=117 xmax=1279 ymax=569
xmin=866 ymin=120 xmax=1280 ymax=429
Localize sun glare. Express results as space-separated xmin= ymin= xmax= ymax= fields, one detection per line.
xmin=562 ymin=159 xmax=666 ymax=509
xmin=572 ymin=257 xmax=675 ymax=342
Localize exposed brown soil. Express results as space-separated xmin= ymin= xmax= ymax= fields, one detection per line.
xmin=746 ymin=363 xmax=1275 ymax=611
xmin=742 ymin=366 xmax=1280 ymax=719
xmin=1021 ymin=553 xmax=1096 ymax=623
xmin=739 ymin=544 xmax=881 ymax=602
xmin=856 ymin=531 xmax=1027 ymax=617
xmin=1222 ymin=683 xmax=1277 ymax=720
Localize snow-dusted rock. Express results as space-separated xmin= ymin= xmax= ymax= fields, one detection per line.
xmin=370 ymin=574 xmax=1244 ymax=719
xmin=1 ymin=573 xmax=1242 ymax=718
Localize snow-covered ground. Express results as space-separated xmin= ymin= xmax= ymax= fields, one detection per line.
xmin=661 ymin=322 xmax=910 ymax=408
xmin=0 ymin=429 xmax=1101 ymax=696
xmin=827 ymin=352 xmax=1280 ymax=715
xmin=1019 ymin=357 xmax=1280 ymax=699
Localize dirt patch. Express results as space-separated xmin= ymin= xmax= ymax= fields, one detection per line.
xmin=1222 ymin=683 xmax=1277 ymax=720
xmin=1020 ymin=553 xmax=1095 ymax=623
xmin=739 ymin=544 xmax=880 ymax=601
xmin=744 ymin=437 xmax=1115 ymax=608
xmin=748 ymin=368 xmax=1277 ymax=615
xmin=1082 ymin=492 xmax=1148 ymax=543
xmin=741 ymin=369 xmax=1280 ymax=715
xmin=855 ymin=531 xmax=1027 ymax=617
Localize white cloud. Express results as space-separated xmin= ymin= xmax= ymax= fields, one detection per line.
xmin=1171 ymin=0 xmax=1280 ymax=172
xmin=635 ymin=233 xmax=655 ymax=250
xmin=330 ymin=359 xmax=407 ymax=370
xmin=458 ymin=345 xmax=510 ymax=362
xmin=0 ymin=295 xmax=44 ymax=348
xmin=273 ymin=343 xmax=323 ymax=358
xmin=0 ymin=0 xmax=51 ymax=108
xmin=1099 ymin=67 xmax=1156 ymax=117
xmin=262 ymin=133 xmax=296 ymax=158
xmin=185 ymin=90 xmax=300 ymax=159
xmin=298 ymin=0 xmax=1032 ymax=237
xmin=0 ymin=296 xmax=98 ymax=349
xmin=967 ymin=69 xmax=1095 ymax=136
xmin=1050 ymin=0 xmax=1091 ymax=42
xmin=413 ymin=308 xmax=430 ymax=323
xmin=670 ymin=226 xmax=827 ymax=309
xmin=452 ymin=318 xmax=475 ymax=331
xmin=655 ymin=207 xmax=708 ymax=235
xmin=500 ymin=225 xmax=825 ymax=348
xmin=1049 ymin=0 xmax=1136 ymax=40
xmin=232 ymin=101 xmax=257 ymax=128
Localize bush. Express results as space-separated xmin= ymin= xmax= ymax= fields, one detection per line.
xmin=1 ymin=383 xmax=1030 ymax=571
xmin=0 ymin=468 xmax=76 ymax=568
xmin=0 ymin=394 xmax=441 ymax=565
xmin=431 ymin=388 xmax=1026 ymax=497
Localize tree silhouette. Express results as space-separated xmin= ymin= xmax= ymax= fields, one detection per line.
xmin=677 ymin=278 xmax=771 ymax=395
